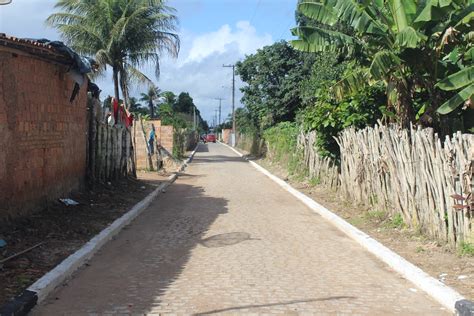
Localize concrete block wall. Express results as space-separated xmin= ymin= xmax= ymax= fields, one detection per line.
xmin=0 ymin=48 xmax=87 ymax=221
xmin=133 ymin=119 xmax=174 ymax=170
xmin=222 ymin=129 xmax=232 ymax=144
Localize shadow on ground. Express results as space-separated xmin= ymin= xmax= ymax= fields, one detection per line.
xmin=34 ymin=182 xmax=229 ymax=315
xmin=192 ymin=156 xmax=247 ymax=164
xmin=196 ymin=296 xmax=357 ymax=315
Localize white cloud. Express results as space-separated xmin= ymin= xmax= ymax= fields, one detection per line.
xmin=152 ymin=21 xmax=273 ymax=124
xmin=1 ymin=2 xmax=273 ymax=125
xmin=184 ymin=20 xmax=272 ymax=64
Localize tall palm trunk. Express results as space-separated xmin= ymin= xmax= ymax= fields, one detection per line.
xmin=119 ymin=70 xmax=130 ymax=109
xmin=149 ymin=100 xmax=154 ymax=118
xmin=113 ymin=67 xmax=120 ymax=102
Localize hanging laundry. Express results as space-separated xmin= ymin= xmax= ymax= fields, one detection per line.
xmin=125 ymin=108 xmax=134 ymax=128
xmin=112 ymin=97 xmax=119 ymax=124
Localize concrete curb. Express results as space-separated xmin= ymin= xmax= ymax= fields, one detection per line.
xmin=0 ymin=145 xmax=199 ymax=316
xmin=219 ymin=141 xmax=466 ymax=314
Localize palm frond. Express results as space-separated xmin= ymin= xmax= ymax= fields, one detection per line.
xmin=369 ymin=50 xmax=402 ymax=80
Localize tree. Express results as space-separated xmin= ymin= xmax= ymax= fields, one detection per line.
xmin=157 ymin=103 xmax=174 ymax=125
xmin=47 ymin=0 xmax=179 ymax=108
xmin=140 ymin=86 xmax=160 ymax=118
xmin=236 ymin=41 xmax=315 ymax=129
xmin=127 ymin=96 xmax=147 ymax=116
xmin=174 ymin=92 xmax=195 ymax=114
xmin=291 ymin=0 xmax=473 ymax=128
xmin=160 ymin=91 xmax=177 ymax=106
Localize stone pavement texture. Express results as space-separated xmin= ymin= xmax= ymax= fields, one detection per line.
xmin=32 ymin=143 xmax=448 ymax=315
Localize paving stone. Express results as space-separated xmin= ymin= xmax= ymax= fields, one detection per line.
xmin=32 ymin=144 xmax=448 ymax=315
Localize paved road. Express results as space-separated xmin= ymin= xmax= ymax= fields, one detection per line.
xmin=33 ymin=143 xmax=447 ymax=315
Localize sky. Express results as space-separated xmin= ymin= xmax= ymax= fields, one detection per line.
xmin=0 ymin=0 xmax=298 ymax=124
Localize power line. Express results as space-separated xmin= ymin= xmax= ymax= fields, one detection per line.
xmin=249 ymin=0 xmax=262 ymax=26
xmin=214 ymin=97 xmax=223 ymax=126
xmin=223 ymin=64 xmax=236 ymax=146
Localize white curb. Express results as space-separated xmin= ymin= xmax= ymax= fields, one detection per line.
xmin=219 ymin=141 xmax=464 ymax=313
xmin=28 ymin=145 xmax=199 ymax=303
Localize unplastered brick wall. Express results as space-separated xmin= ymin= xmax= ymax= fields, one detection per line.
xmin=133 ymin=119 xmax=174 ymax=170
xmin=0 ymin=48 xmax=87 ymax=221
xmin=222 ymin=129 xmax=232 ymax=144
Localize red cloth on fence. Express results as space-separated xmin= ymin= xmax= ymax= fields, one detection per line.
xmin=126 ymin=111 xmax=134 ymax=127
xmin=112 ymin=97 xmax=119 ymax=123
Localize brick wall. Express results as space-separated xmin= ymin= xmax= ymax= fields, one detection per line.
xmin=159 ymin=125 xmax=174 ymax=154
xmin=0 ymin=48 xmax=87 ymax=221
xmin=133 ymin=119 xmax=174 ymax=170
xmin=222 ymin=129 xmax=232 ymax=144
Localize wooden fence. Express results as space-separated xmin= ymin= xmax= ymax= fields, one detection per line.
xmin=297 ymin=131 xmax=339 ymax=189
xmin=87 ymin=121 xmax=135 ymax=183
xmin=335 ymin=125 xmax=473 ymax=246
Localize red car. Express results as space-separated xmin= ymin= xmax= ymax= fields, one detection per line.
xmin=206 ymin=133 xmax=216 ymax=143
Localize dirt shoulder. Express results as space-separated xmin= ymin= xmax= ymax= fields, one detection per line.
xmin=0 ymin=171 xmax=170 ymax=307
xmin=242 ymin=150 xmax=473 ymax=300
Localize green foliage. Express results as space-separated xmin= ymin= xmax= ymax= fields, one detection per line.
xmin=263 ymin=122 xmax=306 ymax=176
xmin=309 ymin=176 xmax=321 ymax=186
xmin=174 ymin=92 xmax=195 ymax=114
xmin=386 ymin=213 xmax=405 ymax=229
xmin=172 ymin=128 xmax=186 ymax=159
xmin=235 ymin=107 xmax=258 ymax=136
xmin=364 ymin=210 xmax=387 ymax=223
xmin=140 ymin=86 xmax=160 ymax=118
xmin=458 ymin=242 xmax=474 ymax=257
xmin=47 ymin=0 xmax=179 ymax=103
xmin=299 ymin=53 xmax=347 ymax=107
xmin=236 ymin=41 xmax=315 ymax=130
xmin=157 ymin=103 xmax=175 ymax=126
xmin=291 ymin=0 xmax=474 ymax=128
xmin=128 ymin=97 xmax=148 ymax=116
xmin=298 ymin=84 xmax=385 ymax=158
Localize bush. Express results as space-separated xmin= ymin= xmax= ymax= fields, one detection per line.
xmin=172 ymin=128 xmax=186 ymax=159
xmin=263 ymin=122 xmax=306 ymax=176
xmin=298 ymin=84 xmax=386 ymax=159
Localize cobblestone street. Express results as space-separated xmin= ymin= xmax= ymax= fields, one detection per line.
xmin=33 ymin=143 xmax=448 ymax=315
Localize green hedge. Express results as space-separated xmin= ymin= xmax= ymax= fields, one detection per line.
xmin=263 ymin=122 xmax=306 ymax=177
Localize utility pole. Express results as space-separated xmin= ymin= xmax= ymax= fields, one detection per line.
xmin=223 ymin=64 xmax=235 ymax=146
xmin=214 ymin=97 xmax=223 ymax=126
xmin=193 ymin=105 xmax=196 ymax=130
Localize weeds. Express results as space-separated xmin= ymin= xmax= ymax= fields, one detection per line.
xmin=458 ymin=242 xmax=474 ymax=257
xmin=364 ymin=210 xmax=386 ymax=222
xmin=415 ymin=246 xmax=425 ymax=253
xmin=309 ymin=177 xmax=321 ymax=186
xmin=386 ymin=213 xmax=405 ymax=229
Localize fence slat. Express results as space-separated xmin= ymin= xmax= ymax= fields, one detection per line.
xmin=292 ymin=125 xmax=472 ymax=247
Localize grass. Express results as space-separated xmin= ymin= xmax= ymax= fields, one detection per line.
xmin=415 ymin=246 xmax=425 ymax=253
xmin=458 ymin=242 xmax=474 ymax=257
xmin=364 ymin=210 xmax=386 ymax=222
xmin=385 ymin=213 xmax=405 ymax=229
xmin=309 ymin=176 xmax=321 ymax=186
xmin=16 ymin=275 xmax=32 ymax=287
xmin=348 ymin=216 xmax=364 ymax=227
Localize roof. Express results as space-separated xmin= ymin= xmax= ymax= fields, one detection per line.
xmin=0 ymin=33 xmax=73 ymax=65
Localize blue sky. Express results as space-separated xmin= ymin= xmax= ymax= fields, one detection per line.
xmin=0 ymin=0 xmax=298 ymax=124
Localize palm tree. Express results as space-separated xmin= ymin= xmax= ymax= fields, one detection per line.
xmin=160 ymin=91 xmax=177 ymax=106
xmin=140 ymin=86 xmax=161 ymax=118
xmin=291 ymin=0 xmax=473 ymax=126
xmin=47 ymin=0 xmax=179 ymax=108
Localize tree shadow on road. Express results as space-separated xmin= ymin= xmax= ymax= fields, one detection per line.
xmin=192 ymin=155 xmax=247 ymax=164
xmin=34 ymin=182 xmax=229 ymax=315
xmin=196 ymin=296 xmax=357 ymax=315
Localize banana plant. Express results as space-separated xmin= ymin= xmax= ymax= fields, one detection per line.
xmin=291 ymin=0 xmax=474 ymax=123
xmin=434 ymin=7 xmax=474 ymax=114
